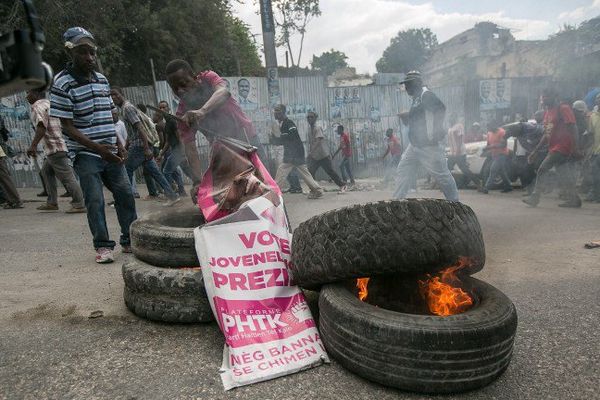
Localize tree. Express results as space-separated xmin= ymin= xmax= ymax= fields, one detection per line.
xmin=376 ymin=28 xmax=438 ymax=73
xmin=310 ymin=49 xmax=348 ymax=76
xmin=0 ymin=0 xmax=263 ymax=87
xmin=272 ymin=0 xmax=321 ymax=67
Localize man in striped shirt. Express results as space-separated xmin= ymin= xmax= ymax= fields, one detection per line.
xmin=50 ymin=27 xmax=137 ymax=264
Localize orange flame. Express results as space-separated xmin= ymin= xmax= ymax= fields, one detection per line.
xmin=419 ymin=257 xmax=474 ymax=316
xmin=356 ymin=278 xmax=370 ymax=301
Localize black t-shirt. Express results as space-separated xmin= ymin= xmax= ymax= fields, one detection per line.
xmin=272 ymin=118 xmax=305 ymax=165
xmin=408 ymin=88 xmax=446 ymax=147
xmin=164 ymin=117 xmax=181 ymax=149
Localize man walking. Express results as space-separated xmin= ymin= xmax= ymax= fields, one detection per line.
xmin=523 ymin=88 xmax=581 ymax=208
xmin=0 ymin=118 xmax=23 ymax=209
xmin=50 ymin=27 xmax=137 ymax=263
xmin=26 ymin=88 xmax=85 ymax=213
xmin=585 ymin=93 xmax=600 ymax=203
xmin=306 ymin=112 xmax=346 ymax=193
xmin=446 ymin=115 xmax=480 ymax=189
xmin=393 ymin=71 xmax=459 ymax=201
xmin=155 ymin=100 xmax=188 ymax=197
xmin=480 ymin=121 xmax=512 ymax=194
xmin=271 ymin=104 xmax=323 ymax=199
xmin=332 ymin=125 xmax=355 ymax=187
xmin=110 ymin=87 xmax=180 ymax=207
xmin=382 ymin=128 xmax=403 ymax=185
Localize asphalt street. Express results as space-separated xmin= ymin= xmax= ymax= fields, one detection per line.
xmin=0 ymin=184 xmax=598 ymax=400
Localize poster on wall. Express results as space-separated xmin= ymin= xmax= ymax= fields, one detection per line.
xmin=233 ymin=77 xmax=259 ymax=111
xmin=479 ymin=79 xmax=511 ymax=111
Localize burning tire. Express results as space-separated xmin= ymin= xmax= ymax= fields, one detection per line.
xmin=122 ymin=261 xmax=213 ymax=324
xmin=318 ymin=277 xmax=517 ymax=394
xmin=291 ymin=199 xmax=485 ymax=288
xmin=130 ymin=206 xmax=205 ymax=268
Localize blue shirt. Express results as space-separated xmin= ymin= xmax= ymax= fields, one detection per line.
xmin=49 ymin=66 xmax=116 ymax=158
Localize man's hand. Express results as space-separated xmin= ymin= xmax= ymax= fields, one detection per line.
xmin=26 ymin=147 xmax=37 ymax=158
xmin=183 ymin=109 xmax=207 ymax=127
xmin=527 ymin=151 xmax=536 ymax=165
xmin=97 ymin=144 xmax=122 ymax=164
xmin=117 ymin=145 xmax=128 ymax=162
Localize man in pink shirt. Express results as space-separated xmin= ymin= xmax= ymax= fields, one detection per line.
xmin=165 ymin=59 xmax=263 ymax=185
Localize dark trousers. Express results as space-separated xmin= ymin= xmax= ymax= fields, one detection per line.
xmin=308 ymin=156 xmax=345 ymax=187
xmin=340 ymin=156 xmax=355 ymax=184
xmin=0 ymin=157 xmax=21 ymax=205
xmin=532 ymin=151 xmax=579 ymax=202
xmin=590 ymin=154 xmax=600 ymax=200
xmin=447 ymin=154 xmax=480 ymax=186
xmin=485 ymin=154 xmax=511 ymax=190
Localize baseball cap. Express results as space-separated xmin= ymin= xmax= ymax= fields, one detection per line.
xmin=399 ymin=70 xmax=422 ymax=84
xmin=63 ymin=27 xmax=96 ymax=50
xmin=273 ymin=104 xmax=286 ymax=113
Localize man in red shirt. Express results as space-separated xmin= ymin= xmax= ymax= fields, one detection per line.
xmin=480 ymin=121 xmax=512 ymax=194
xmin=165 ymin=59 xmax=264 ymax=186
xmin=523 ymin=88 xmax=581 ymax=208
xmin=382 ymin=128 xmax=402 ymax=185
xmin=332 ymin=125 xmax=355 ymax=186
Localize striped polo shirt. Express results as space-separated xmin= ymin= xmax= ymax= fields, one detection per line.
xmin=49 ymin=67 xmax=116 ymax=158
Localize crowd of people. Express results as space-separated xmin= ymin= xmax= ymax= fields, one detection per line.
xmin=1 ymin=26 xmax=599 ymax=264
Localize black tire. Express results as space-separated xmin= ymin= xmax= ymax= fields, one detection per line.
xmin=291 ymin=199 xmax=485 ymax=287
xmin=318 ymin=277 xmax=518 ymax=394
xmin=122 ymin=261 xmax=213 ymax=324
xmin=131 ymin=206 xmax=205 ymax=268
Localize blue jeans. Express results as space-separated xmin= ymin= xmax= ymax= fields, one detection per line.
xmin=73 ymin=154 xmax=137 ymax=249
xmin=485 ymin=154 xmax=511 ymax=190
xmin=393 ymin=144 xmax=459 ymax=202
xmin=162 ymin=145 xmax=186 ymax=194
xmin=340 ymin=157 xmax=355 ymax=184
xmin=125 ymin=146 xmax=177 ymax=199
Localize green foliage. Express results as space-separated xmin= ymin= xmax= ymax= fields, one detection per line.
xmin=376 ymin=28 xmax=438 ymax=73
xmin=0 ymin=0 xmax=263 ymax=86
xmin=310 ymin=49 xmax=349 ymax=76
xmin=272 ymin=0 xmax=321 ymax=67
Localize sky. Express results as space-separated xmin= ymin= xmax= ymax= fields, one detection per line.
xmin=232 ymin=0 xmax=600 ymax=74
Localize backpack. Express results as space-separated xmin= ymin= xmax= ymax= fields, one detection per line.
xmin=137 ymin=110 xmax=160 ymax=146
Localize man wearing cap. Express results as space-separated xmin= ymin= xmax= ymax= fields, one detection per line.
xmin=395 ymin=71 xmax=459 ymax=202
xmin=271 ymin=104 xmax=323 ymax=199
xmin=50 ymin=27 xmax=137 ymax=264
xmin=306 ymin=111 xmax=346 ymax=193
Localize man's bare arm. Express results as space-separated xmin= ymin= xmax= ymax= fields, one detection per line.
xmin=26 ymin=122 xmax=46 ymax=157
xmin=60 ymin=118 xmax=121 ymax=163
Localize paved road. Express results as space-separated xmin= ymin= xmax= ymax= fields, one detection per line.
xmin=0 ymin=185 xmax=598 ymax=400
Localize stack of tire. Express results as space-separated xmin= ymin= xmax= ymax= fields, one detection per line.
xmin=291 ymin=199 xmax=518 ymax=394
xmin=122 ymin=206 xmax=213 ymax=324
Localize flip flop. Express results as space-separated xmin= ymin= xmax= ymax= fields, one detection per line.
xmin=584 ymin=241 xmax=600 ymax=249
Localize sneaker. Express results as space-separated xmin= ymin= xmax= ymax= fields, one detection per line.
xmin=95 ymin=248 xmax=114 ymax=264
xmin=3 ymin=202 xmax=24 ymax=209
xmin=163 ymin=196 xmax=181 ymax=207
xmin=307 ymin=190 xmax=323 ymax=199
xmin=134 ymin=193 xmax=141 ymax=199
xmin=558 ymin=198 xmax=582 ymax=208
xmin=65 ymin=206 xmax=86 ymax=214
xmin=288 ymin=188 xmax=303 ymax=194
xmin=37 ymin=191 xmax=47 ymax=197
xmin=337 ymin=185 xmax=347 ymax=194
xmin=59 ymin=192 xmax=71 ymax=198
xmin=142 ymin=195 xmax=159 ymax=201
xmin=501 ymin=187 xmax=513 ymax=193
xmin=121 ymin=245 xmax=133 ymax=254
xmin=37 ymin=203 xmax=59 ymax=211
xmin=522 ymin=195 xmax=540 ymax=207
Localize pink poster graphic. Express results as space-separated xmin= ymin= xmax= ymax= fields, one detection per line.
xmin=195 ymin=195 xmax=328 ymax=390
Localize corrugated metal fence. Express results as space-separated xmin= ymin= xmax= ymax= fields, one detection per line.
xmin=1 ymin=76 xmax=464 ymax=187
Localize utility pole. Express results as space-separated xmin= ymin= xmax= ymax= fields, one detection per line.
xmin=259 ymin=0 xmax=281 ymax=107
xmin=149 ymin=58 xmax=158 ymax=105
